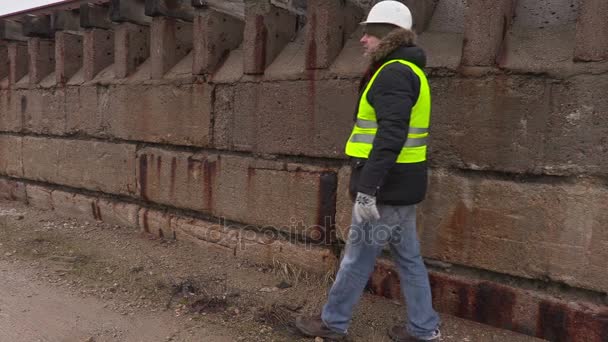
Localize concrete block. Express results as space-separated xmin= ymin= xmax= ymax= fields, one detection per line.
xmin=214 ymin=155 xmax=336 ymax=240
xmin=48 ymin=189 xmax=139 ymax=227
xmin=174 ymin=216 xmax=238 ymax=250
xmin=212 ymin=83 xmax=256 ymax=151
xmin=575 ymin=0 xmax=608 ymax=61
xmin=499 ymin=26 xmax=575 ymax=73
xmin=0 ymin=90 xmax=22 ymax=132
xmin=512 ymin=0 xmax=579 ymax=29
xmin=114 ymin=22 xmax=150 ymax=78
xmin=427 ymin=0 xmax=465 ymax=33
xmin=243 ymin=0 xmax=297 ymax=74
xmin=173 ymin=214 xmax=338 ymax=274
xmin=28 ymin=38 xmax=55 ymax=85
xmin=541 ymin=75 xmax=608 ymax=175
xmin=428 ymin=76 xmax=551 ymax=173
xmin=8 ymin=43 xmax=28 ymax=85
xmin=22 ymin=137 xmax=136 ymax=196
xmin=418 ymin=169 xmax=608 ymax=293
xmin=371 ymin=261 xmax=608 ymax=342
xmin=329 ymin=27 xmax=367 ymax=77
xmin=0 ymin=135 xmax=22 ymax=177
xmin=80 ymin=3 xmax=112 ymax=29
xmin=335 ymin=165 xmax=352 ymax=241
xmin=106 ymin=83 xmax=212 ymax=146
xmin=52 ymin=10 xmax=81 ymax=32
xmin=305 ymin=0 xmax=345 ymax=70
xmin=238 ymin=231 xmax=338 ymax=274
xmin=111 ymin=0 xmax=152 ymax=25
xmin=196 ymin=0 xmax=245 ymax=20
xmin=0 ymin=20 xmax=27 ymax=41
xmin=209 ymin=46 xmax=243 ymax=83
xmin=192 ymin=10 xmax=244 ymax=74
xmin=23 ymin=15 xmax=54 ymax=38
xmin=50 ymin=190 xmax=98 ymax=222
xmin=83 ymin=29 xmax=114 ymax=82
xmin=65 ymin=86 xmax=107 ymax=136
xmin=0 ymin=178 xmax=26 ymax=202
xmin=417 ymin=32 xmax=463 ymax=69
xmin=255 ymin=79 xmax=357 ymax=158
xmin=150 ymin=17 xmax=192 ymax=79
xmin=55 ymin=32 xmax=83 ymax=84
xmin=146 ymin=0 xmax=196 ymax=21
xmin=462 ymin=0 xmax=515 ymax=66
xmin=96 ymin=198 xmax=139 ymax=228
xmin=21 ymin=88 xmax=67 ymax=135
xmin=25 ymin=184 xmax=53 ymax=210
xmin=138 ymin=208 xmax=173 ymax=238
xmin=136 ymin=148 xmax=214 ymax=211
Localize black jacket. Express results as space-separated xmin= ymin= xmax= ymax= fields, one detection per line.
xmin=350 ymin=29 xmax=429 ymax=205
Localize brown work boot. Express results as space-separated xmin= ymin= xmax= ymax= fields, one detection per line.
xmin=388 ymin=325 xmax=441 ymax=341
xmin=295 ymin=315 xmax=347 ymax=340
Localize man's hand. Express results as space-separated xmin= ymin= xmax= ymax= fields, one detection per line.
xmin=353 ymin=192 xmax=381 ymax=223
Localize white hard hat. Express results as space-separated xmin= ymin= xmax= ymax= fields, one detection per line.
xmin=361 ymin=1 xmax=413 ymax=30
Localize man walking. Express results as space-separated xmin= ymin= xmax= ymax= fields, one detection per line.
xmin=295 ymin=1 xmax=441 ymax=341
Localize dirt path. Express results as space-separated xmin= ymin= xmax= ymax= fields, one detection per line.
xmin=0 ymin=259 xmax=234 ymax=342
xmin=0 ymin=200 xmax=546 ymax=342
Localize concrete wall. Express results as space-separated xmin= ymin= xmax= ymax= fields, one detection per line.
xmin=1 ymin=0 xmax=608 ymax=340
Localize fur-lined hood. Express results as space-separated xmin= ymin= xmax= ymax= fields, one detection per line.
xmin=370 ymin=28 xmax=425 ymax=67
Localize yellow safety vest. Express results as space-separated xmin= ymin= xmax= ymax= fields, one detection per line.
xmin=345 ymin=59 xmax=431 ymax=163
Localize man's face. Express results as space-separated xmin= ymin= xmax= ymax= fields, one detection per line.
xmin=360 ymin=33 xmax=381 ymax=57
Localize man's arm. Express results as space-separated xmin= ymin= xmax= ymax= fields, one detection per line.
xmin=356 ymin=64 xmax=421 ymax=196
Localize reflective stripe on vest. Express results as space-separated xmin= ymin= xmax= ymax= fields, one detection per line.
xmin=345 ymin=59 xmax=431 ymax=164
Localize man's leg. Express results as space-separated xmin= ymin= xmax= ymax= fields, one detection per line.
xmin=320 ymin=213 xmax=388 ymax=333
xmin=388 ymin=205 xmax=440 ymax=339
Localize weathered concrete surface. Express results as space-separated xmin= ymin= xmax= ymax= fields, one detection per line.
xmin=106 ymin=84 xmax=212 ymax=146
xmin=20 ymin=88 xmax=67 ymax=135
xmin=114 ymin=22 xmax=150 ymax=79
xmin=24 ymin=184 xmax=53 ymax=210
xmin=55 ymin=32 xmax=83 ymax=85
xmin=462 ymin=0 xmax=514 ymax=66
xmin=369 ymin=258 xmax=608 ymax=342
xmin=137 ymin=150 xmax=336 ymax=240
xmin=429 ymin=74 xmax=608 ymax=176
xmin=143 ymin=209 xmax=339 ymax=274
xmin=65 ymin=86 xmax=107 ymax=136
xmin=28 ymin=38 xmax=55 ymax=85
xmin=8 ymin=43 xmax=28 ymax=85
xmin=21 ymin=137 xmax=136 ymax=196
xmin=214 ymin=155 xmax=335 ymax=240
xmin=192 ymin=10 xmax=243 ymax=75
xmin=335 ymin=165 xmax=352 ymax=241
xmin=212 ymin=83 xmax=257 ymax=151
xmin=37 ymin=189 xmax=139 ymax=227
xmin=575 ymin=0 xmax=608 ymax=61
xmin=0 ymin=135 xmax=22 ymax=177
xmin=83 ymin=29 xmax=114 ymax=82
xmin=243 ymin=0 xmax=297 ymax=74
xmin=150 ymin=17 xmax=192 ymax=79
xmin=418 ymin=169 xmax=608 ymax=293
xmin=254 ymin=79 xmax=358 ymax=158
xmin=0 ymin=178 xmax=26 ymax=202
xmin=136 ymin=148 xmax=213 ymax=212
xmin=0 ymin=90 xmax=23 ymax=132
xmin=512 ymin=0 xmax=579 ymax=29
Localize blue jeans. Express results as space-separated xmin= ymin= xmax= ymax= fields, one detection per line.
xmin=321 ymin=204 xmax=440 ymax=338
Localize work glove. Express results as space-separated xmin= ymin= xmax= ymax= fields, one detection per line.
xmin=353 ymin=192 xmax=380 ymax=223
